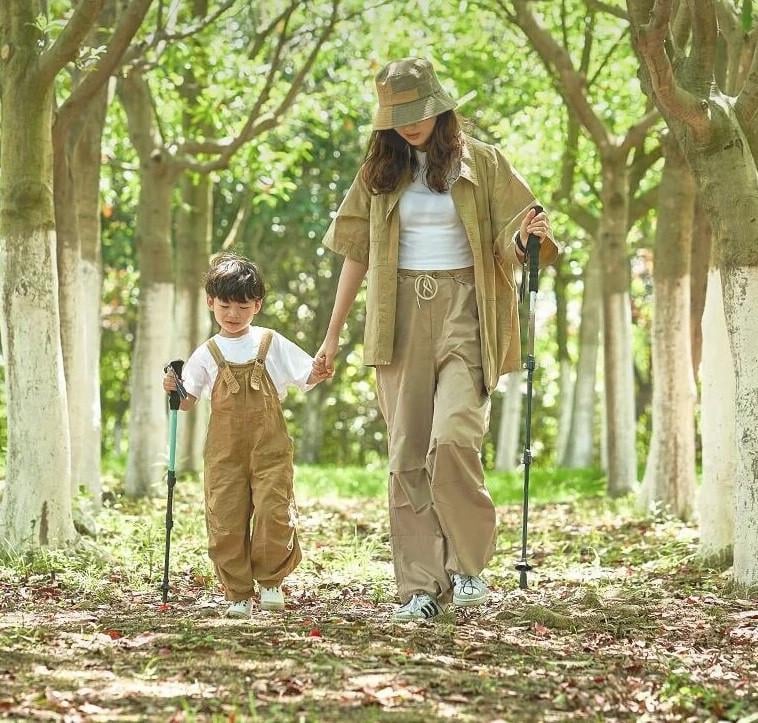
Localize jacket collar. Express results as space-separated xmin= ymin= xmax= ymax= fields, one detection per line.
xmin=457 ymin=138 xmax=478 ymax=186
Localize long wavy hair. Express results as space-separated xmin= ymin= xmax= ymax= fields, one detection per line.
xmin=361 ymin=110 xmax=464 ymax=194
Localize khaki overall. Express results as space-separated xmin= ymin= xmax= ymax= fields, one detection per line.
xmin=203 ymin=330 xmax=301 ymax=602
xmin=376 ymin=268 xmax=496 ymax=605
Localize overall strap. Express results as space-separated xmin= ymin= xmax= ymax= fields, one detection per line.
xmin=249 ymin=329 xmax=274 ymax=391
xmin=206 ymin=338 xmax=226 ymax=366
xmin=206 ymin=338 xmax=241 ymax=394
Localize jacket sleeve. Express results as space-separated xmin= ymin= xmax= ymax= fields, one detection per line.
xmin=489 ymin=147 xmax=560 ymax=268
xmin=321 ymin=170 xmax=371 ymax=266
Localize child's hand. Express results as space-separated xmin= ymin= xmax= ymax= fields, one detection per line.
xmin=163 ymin=373 xmax=180 ymax=394
xmin=307 ymin=365 xmax=331 ymax=386
xmin=312 ymin=353 xmax=334 ymax=380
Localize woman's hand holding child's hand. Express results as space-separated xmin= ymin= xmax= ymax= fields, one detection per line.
xmin=308 ymin=353 xmax=334 ymax=385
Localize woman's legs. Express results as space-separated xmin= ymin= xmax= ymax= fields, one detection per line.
xmin=377 ymin=270 xmax=496 ymax=606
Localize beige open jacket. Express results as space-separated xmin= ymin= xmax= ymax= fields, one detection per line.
xmin=322 ymin=134 xmax=560 ymax=393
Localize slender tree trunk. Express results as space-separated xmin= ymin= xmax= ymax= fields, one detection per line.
xmin=562 ymin=246 xmax=601 ymax=468
xmin=0 ymin=11 xmax=76 ymax=547
xmin=553 ymin=257 xmax=573 ymax=462
xmin=74 ymin=87 xmax=109 ymax=506
xmin=639 ymin=136 xmax=696 ymax=520
xmin=119 ymin=70 xmax=179 ymax=497
xmin=174 ymin=173 xmax=212 ymax=473
xmin=495 ymin=371 xmax=523 ymax=471
xmin=690 ymin=201 xmax=711 ymax=376
xmin=124 ymin=172 xmax=175 ymax=497
xmin=698 ymin=269 xmax=736 ymax=564
xmin=598 ymin=157 xmax=637 ymax=495
xmin=299 ymin=382 xmax=329 ymax=463
xmin=54 ymin=115 xmax=90 ymax=501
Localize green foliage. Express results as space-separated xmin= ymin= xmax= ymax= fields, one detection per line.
xmin=77 ymin=0 xmax=664 ymax=469
xmin=742 ymin=0 xmax=754 ymax=32
xmin=100 ymin=267 xmax=139 ymax=458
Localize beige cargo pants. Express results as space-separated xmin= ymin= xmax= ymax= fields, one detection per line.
xmin=376 ymin=268 xmax=497 ymax=604
xmin=203 ymin=332 xmax=301 ymax=602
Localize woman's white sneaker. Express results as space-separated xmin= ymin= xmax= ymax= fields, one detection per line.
xmin=392 ymin=593 xmax=444 ymax=621
xmin=260 ymin=585 xmax=285 ymax=611
xmin=226 ymin=599 xmax=252 ymax=618
xmin=451 ymin=574 xmax=488 ymax=607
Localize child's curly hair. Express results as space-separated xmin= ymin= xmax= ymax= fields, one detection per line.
xmin=204 ymin=253 xmax=266 ymax=302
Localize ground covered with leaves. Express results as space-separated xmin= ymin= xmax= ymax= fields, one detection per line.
xmin=0 ymin=471 xmax=756 ymax=722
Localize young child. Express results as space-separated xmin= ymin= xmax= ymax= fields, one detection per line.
xmin=163 ymin=253 xmax=329 ymax=618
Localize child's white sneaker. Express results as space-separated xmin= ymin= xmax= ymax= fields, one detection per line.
xmin=392 ymin=593 xmax=444 ymax=621
xmin=260 ymin=585 xmax=285 ymax=611
xmin=451 ymin=573 xmax=488 ymax=607
xmin=226 ymin=599 xmax=252 ymax=618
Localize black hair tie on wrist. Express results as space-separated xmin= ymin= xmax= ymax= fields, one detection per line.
xmin=514 ymin=231 xmax=526 ymax=255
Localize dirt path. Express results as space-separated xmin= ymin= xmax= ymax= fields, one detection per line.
xmin=0 ymin=490 xmax=755 ymax=721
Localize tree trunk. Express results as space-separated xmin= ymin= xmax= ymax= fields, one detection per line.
xmin=553 ymin=257 xmax=573 ymax=462
xmin=639 ymin=135 xmax=696 ymax=520
xmin=299 ymin=383 xmax=328 ymax=463
xmin=626 ymin=0 xmax=758 ymax=589
xmin=495 ymin=371 xmax=523 ymax=471
xmin=689 ymin=200 xmax=711 ymax=376
xmin=124 ymin=172 xmax=175 ymax=497
xmin=119 ymin=70 xmax=179 ymax=497
xmin=562 ymin=246 xmax=601 ymax=468
xmin=687 ymin=109 xmax=758 ymax=588
xmin=74 ymin=87 xmax=109 ymax=506
xmin=0 ymin=9 xmax=76 ymax=547
xmin=174 ymin=173 xmax=212 ymax=473
xmin=54 ymin=128 xmax=87 ymax=500
xmin=698 ymin=269 xmax=736 ymax=564
xmin=722 ymin=265 xmax=758 ymax=586
xmin=599 ymin=157 xmax=637 ymax=495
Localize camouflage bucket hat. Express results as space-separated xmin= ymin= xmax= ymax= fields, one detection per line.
xmin=373 ymin=57 xmax=457 ymax=131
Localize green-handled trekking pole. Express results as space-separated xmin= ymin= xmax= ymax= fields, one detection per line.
xmin=515 ymin=205 xmax=543 ymax=590
xmin=161 ymin=360 xmax=187 ymax=605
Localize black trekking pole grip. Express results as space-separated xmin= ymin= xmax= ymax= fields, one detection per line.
xmin=527 ymin=204 xmax=543 ymax=293
xmin=164 ymin=359 xmax=186 ymax=410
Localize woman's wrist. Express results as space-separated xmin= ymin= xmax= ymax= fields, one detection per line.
xmin=514 ymin=231 xmax=526 ymax=255
xmin=324 ymin=327 xmax=342 ymax=344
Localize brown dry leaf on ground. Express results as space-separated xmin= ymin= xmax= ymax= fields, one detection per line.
xmin=0 ymin=488 xmax=756 ymax=722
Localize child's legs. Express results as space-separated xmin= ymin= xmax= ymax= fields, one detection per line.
xmin=249 ymin=442 xmax=302 ymax=587
xmin=204 ymin=459 xmax=255 ymax=602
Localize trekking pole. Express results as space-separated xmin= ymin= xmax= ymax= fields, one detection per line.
xmin=161 ymin=360 xmax=187 ymax=605
xmin=515 ymin=205 xmax=543 ymax=591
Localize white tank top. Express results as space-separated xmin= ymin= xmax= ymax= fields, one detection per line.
xmin=397 ymin=150 xmax=474 ymax=270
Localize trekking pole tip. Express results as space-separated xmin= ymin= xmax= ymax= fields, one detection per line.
xmin=518 ymin=569 xmax=528 ymax=589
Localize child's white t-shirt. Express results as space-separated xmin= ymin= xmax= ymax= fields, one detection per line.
xmin=181 ymin=326 xmax=314 ymax=401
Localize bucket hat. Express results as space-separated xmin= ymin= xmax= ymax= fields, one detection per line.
xmin=373 ymin=57 xmax=458 ymax=130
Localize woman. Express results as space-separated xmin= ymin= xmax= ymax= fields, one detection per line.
xmin=315 ymin=57 xmax=559 ymax=621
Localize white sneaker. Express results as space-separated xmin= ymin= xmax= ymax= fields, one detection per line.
xmin=260 ymin=585 xmax=285 ymax=611
xmin=392 ymin=593 xmax=444 ymax=621
xmin=226 ymin=599 xmax=252 ymax=618
xmin=452 ymin=573 xmax=488 ymax=607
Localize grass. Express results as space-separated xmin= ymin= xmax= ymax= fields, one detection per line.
xmin=0 ymin=466 xmax=755 ymax=722
xmin=294 ymin=464 xmax=606 ymax=506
